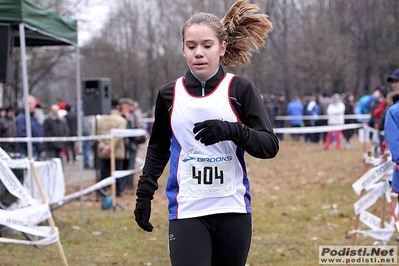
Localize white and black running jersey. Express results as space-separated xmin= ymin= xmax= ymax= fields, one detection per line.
xmin=168 ymin=73 xmax=251 ymax=220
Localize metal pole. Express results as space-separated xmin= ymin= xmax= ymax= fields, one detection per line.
xmin=19 ymin=23 xmax=32 ymax=158
xmin=75 ymin=45 xmax=85 ymax=226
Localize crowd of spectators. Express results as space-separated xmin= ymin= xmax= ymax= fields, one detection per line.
xmin=0 ymin=95 xmax=148 ymax=176
xmin=262 ymin=73 xmax=399 ymax=153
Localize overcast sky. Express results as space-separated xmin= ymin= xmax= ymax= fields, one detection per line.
xmin=74 ymin=0 xmax=111 ymax=45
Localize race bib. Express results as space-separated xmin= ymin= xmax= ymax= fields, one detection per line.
xmin=179 ymin=154 xmax=236 ymax=198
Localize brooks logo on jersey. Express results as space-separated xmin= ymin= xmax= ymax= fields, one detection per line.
xmin=196 ymin=156 xmax=233 ymax=163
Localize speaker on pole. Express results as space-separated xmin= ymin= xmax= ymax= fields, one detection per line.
xmin=0 ymin=23 xmax=13 ymax=84
xmin=82 ymin=77 xmax=112 ymax=115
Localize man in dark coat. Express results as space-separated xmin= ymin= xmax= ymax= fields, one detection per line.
xmin=43 ymin=104 xmax=68 ymax=159
xmin=64 ymin=104 xmax=78 ymax=162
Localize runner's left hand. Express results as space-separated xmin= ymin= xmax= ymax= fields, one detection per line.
xmin=193 ymin=119 xmax=244 ymax=146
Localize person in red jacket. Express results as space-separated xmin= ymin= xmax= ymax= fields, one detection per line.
xmin=372 ymin=86 xmax=388 ymax=130
xmin=369 ymin=85 xmax=389 ymax=156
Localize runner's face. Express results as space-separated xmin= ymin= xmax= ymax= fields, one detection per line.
xmin=183 ymin=24 xmax=226 ymax=82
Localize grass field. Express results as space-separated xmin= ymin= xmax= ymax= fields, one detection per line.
xmin=1 ymin=136 xmax=398 ymax=266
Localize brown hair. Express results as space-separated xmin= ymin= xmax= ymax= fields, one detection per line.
xmin=182 ymin=0 xmax=273 ymax=67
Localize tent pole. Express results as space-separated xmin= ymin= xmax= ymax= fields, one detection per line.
xmin=75 ymin=46 xmax=85 ymax=226
xmin=19 ymin=23 xmax=33 ymax=158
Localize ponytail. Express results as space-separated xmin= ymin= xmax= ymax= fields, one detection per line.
xmin=221 ymin=0 xmax=273 ymax=67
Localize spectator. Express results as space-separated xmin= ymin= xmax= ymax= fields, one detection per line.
xmin=43 ymin=104 xmax=68 ymax=160
xmin=274 ymin=91 xmax=287 ymax=140
xmin=15 ymin=95 xmax=44 ymax=158
xmin=305 ymin=94 xmax=320 ymax=144
xmin=342 ymin=92 xmax=356 ymax=150
xmin=286 ymin=95 xmax=304 ymax=141
xmin=302 ymin=94 xmax=314 ymax=143
xmin=369 ymin=86 xmax=389 ymax=130
xmin=118 ymin=97 xmax=145 ymax=190
xmin=96 ymin=99 xmax=126 ymax=197
xmin=34 ymin=100 xmax=45 ymax=125
xmin=324 ymin=93 xmax=345 ymax=150
xmin=357 ymin=93 xmax=373 ymax=118
xmin=82 ymin=114 xmax=93 ymax=169
xmin=0 ymin=106 xmax=17 ymax=156
xmin=368 ymin=86 xmax=389 ymax=156
xmin=64 ymin=104 xmax=78 ymax=163
xmin=56 ymin=98 xmax=67 ymax=111
xmin=318 ymin=93 xmax=332 ymax=143
xmin=133 ymin=101 xmax=143 ymax=127
xmin=263 ymin=94 xmax=276 ymax=127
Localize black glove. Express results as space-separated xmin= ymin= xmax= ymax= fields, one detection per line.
xmin=193 ymin=119 xmax=245 ymax=146
xmin=134 ymin=193 xmax=154 ymax=232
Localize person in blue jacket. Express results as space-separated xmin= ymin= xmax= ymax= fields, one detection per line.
xmin=286 ymin=95 xmax=304 ymax=141
xmin=384 ymin=68 xmax=399 ymax=193
xmin=15 ymin=95 xmax=44 ymax=158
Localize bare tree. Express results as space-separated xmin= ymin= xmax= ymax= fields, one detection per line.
xmin=6 ymin=0 xmax=97 ymax=109
xmin=77 ymin=0 xmax=399 ymax=112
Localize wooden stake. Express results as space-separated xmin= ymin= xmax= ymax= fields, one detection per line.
xmin=29 ymin=157 xmax=69 ymax=266
xmin=350 ymin=190 xmax=365 ymax=246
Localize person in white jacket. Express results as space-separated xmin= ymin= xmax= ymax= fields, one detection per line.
xmin=324 ymin=93 xmax=346 ymax=149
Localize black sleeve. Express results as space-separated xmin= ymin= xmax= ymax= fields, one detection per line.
xmin=230 ymin=77 xmax=279 ymax=159
xmin=137 ymin=84 xmax=174 ymax=194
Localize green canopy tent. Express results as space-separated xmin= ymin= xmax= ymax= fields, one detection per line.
xmin=0 ymin=0 xmax=78 ymax=46
xmin=0 ymin=0 xmax=82 ymax=158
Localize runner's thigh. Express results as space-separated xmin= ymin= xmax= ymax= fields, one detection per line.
xmin=211 ymin=213 xmax=252 ymax=266
xmin=169 ymin=218 xmax=212 ymax=266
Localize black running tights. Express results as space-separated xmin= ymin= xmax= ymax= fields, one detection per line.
xmin=168 ymin=213 xmax=252 ymax=266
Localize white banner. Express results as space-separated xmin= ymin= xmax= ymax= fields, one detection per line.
xmin=273 ymin=123 xmax=362 ymax=134
xmin=0 ymin=157 xmax=60 ymax=246
xmin=353 ymin=182 xmax=388 ymax=215
xmin=0 ymin=147 xmax=11 ymax=160
xmin=58 ymin=176 xmax=115 ymax=205
xmin=0 ymin=204 xmax=51 ymax=226
xmin=0 ymin=228 xmax=59 ymax=245
xmin=352 ymin=161 xmax=395 ymax=196
xmin=359 ymin=210 xmax=390 ymax=230
xmin=354 ymin=228 xmax=395 ymax=242
xmin=20 ymin=158 xmax=65 ymax=208
xmin=110 ymin=128 xmax=147 ymax=138
xmin=7 ymin=224 xmax=54 ymax=238
xmin=0 ymin=129 xmax=147 ymax=143
xmin=0 ymin=159 xmax=38 ymax=206
xmin=112 ymin=169 xmax=136 ymax=179
xmin=275 ymin=114 xmax=370 ymax=120
xmin=363 ymin=153 xmax=382 ymax=166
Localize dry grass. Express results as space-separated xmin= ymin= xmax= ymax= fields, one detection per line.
xmin=1 ymin=137 xmax=397 ymax=265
